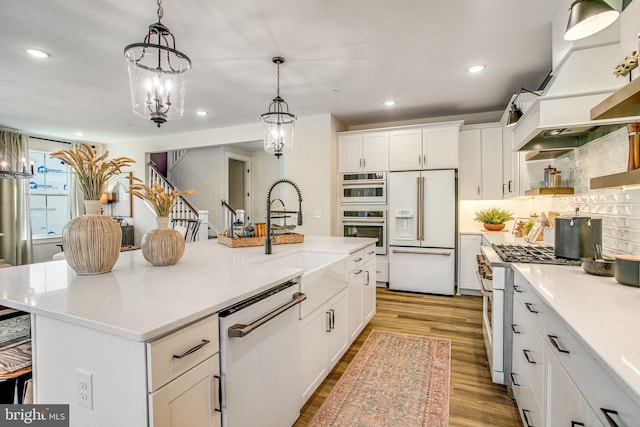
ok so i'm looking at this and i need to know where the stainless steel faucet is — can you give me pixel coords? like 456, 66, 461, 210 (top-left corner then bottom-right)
265, 179, 303, 254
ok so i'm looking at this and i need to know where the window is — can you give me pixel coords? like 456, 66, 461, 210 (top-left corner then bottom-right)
29, 150, 69, 236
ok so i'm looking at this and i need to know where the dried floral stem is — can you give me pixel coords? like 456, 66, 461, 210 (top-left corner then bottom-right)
130, 179, 196, 217
50, 144, 135, 200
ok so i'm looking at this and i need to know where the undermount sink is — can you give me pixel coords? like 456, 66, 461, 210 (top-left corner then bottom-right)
258, 251, 348, 317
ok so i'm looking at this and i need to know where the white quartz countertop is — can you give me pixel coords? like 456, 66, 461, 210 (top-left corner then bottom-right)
0, 236, 376, 342
513, 263, 640, 406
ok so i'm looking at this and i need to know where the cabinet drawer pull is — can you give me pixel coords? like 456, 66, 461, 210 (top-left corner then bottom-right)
510, 372, 521, 387
213, 375, 222, 413
354, 257, 363, 262
548, 335, 570, 354
325, 311, 331, 332
571, 422, 585, 427
329, 309, 335, 330
600, 408, 620, 427
513, 284, 522, 293
172, 339, 210, 359
524, 302, 538, 314
511, 324, 521, 334
522, 409, 534, 427
523, 349, 536, 364
354, 269, 363, 275
368, 250, 375, 255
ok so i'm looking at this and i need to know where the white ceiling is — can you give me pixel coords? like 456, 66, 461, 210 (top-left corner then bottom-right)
1, 0, 562, 144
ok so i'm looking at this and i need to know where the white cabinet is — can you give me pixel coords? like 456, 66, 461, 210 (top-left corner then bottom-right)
347, 246, 377, 342
149, 354, 221, 427
459, 125, 503, 200
300, 288, 349, 401
458, 234, 481, 294
512, 271, 640, 427
338, 131, 389, 172
33, 313, 221, 427
147, 314, 221, 427
502, 125, 519, 198
389, 123, 460, 171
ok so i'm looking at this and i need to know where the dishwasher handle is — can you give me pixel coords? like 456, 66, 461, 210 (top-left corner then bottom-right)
228, 292, 307, 338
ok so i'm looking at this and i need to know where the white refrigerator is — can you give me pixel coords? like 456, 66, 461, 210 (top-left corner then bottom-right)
388, 169, 456, 295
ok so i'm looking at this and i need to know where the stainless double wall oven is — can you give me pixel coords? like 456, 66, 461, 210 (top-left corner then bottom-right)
339, 172, 387, 256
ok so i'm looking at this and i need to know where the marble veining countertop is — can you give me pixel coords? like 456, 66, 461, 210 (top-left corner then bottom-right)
513, 263, 640, 406
0, 236, 376, 342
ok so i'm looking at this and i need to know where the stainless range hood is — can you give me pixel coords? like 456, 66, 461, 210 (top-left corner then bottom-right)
512, 43, 639, 154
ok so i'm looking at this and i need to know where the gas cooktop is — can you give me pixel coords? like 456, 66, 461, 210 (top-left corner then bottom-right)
492, 244, 582, 266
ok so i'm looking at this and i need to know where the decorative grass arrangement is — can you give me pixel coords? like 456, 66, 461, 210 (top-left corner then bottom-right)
474, 207, 514, 224
50, 144, 135, 200
130, 180, 196, 217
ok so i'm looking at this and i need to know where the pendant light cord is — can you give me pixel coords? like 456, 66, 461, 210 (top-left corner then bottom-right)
276, 61, 281, 98
157, 0, 163, 22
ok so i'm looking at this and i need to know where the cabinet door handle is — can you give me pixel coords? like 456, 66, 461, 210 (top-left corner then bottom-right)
600, 408, 620, 427
511, 324, 521, 334
326, 311, 332, 332
524, 302, 538, 314
477, 185, 480, 196
503, 183, 506, 195
522, 409, 534, 427
213, 375, 222, 413
362, 158, 366, 169
571, 422, 585, 427
548, 335, 570, 354
423, 154, 427, 166
508, 180, 513, 192
523, 349, 536, 364
329, 309, 335, 330
172, 339, 210, 359
510, 372, 521, 387
513, 284, 522, 293
365, 270, 370, 286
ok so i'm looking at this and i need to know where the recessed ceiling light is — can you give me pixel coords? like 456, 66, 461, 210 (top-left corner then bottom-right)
467, 65, 486, 73
196, 110, 208, 117
26, 48, 51, 58
384, 100, 396, 107
74, 131, 84, 137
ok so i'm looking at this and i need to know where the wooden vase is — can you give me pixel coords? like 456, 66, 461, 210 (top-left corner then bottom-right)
62, 201, 121, 275
141, 217, 185, 266
483, 223, 505, 231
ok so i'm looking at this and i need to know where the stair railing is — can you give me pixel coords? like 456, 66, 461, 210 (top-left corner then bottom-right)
147, 162, 199, 221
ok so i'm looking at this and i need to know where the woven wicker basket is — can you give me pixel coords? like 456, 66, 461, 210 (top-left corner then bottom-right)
217, 233, 304, 248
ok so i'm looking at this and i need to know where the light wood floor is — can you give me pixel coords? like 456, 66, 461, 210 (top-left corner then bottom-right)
294, 288, 521, 427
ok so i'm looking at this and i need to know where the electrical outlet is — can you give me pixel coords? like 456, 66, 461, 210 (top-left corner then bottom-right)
77, 369, 93, 410
313, 210, 321, 219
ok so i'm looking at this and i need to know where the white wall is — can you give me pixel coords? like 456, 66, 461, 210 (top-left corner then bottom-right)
107, 114, 337, 242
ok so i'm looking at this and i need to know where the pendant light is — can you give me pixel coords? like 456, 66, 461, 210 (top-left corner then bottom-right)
260, 57, 296, 158
124, 0, 192, 127
564, 0, 620, 41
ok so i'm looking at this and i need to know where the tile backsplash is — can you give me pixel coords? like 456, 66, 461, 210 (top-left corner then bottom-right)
460, 127, 640, 256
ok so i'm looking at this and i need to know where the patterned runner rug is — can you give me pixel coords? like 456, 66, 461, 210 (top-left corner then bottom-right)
309, 330, 451, 427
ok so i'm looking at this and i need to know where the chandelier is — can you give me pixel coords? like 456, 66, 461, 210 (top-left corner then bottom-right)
124, 0, 191, 127
260, 57, 297, 158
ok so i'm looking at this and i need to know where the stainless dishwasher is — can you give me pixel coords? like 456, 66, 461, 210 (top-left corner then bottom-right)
218, 280, 305, 427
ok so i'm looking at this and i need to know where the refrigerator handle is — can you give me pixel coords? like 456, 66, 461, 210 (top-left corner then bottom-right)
416, 177, 422, 240
420, 176, 425, 240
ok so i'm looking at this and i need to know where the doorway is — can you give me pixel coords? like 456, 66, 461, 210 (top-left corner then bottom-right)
227, 154, 251, 223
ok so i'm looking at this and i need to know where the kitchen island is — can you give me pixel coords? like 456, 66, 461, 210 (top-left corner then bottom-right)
0, 235, 376, 427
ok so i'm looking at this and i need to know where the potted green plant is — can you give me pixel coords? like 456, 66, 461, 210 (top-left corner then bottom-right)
474, 207, 514, 231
